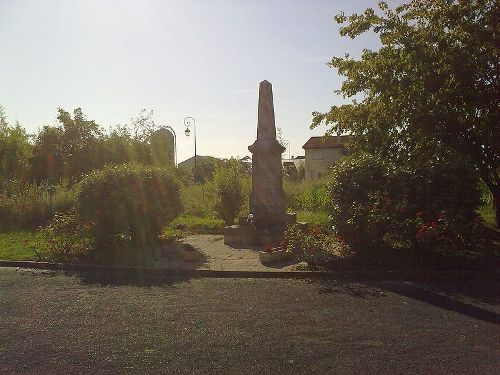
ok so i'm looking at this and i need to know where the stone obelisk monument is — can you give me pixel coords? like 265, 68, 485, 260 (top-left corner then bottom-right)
224, 80, 295, 247
248, 80, 287, 227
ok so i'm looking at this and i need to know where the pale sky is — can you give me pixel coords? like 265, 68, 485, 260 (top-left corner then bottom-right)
0, 0, 396, 163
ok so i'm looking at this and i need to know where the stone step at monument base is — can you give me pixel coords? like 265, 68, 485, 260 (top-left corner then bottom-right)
237, 212, 297, 228
224, 225, 289, 248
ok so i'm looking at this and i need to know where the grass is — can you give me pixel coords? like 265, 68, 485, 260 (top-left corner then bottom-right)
0, 230, 38, 260
162, 215, 225, 239
295, 210, 330, 227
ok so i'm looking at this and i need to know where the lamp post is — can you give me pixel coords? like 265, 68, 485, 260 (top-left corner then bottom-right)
283, 140, 291, 161
184, 116, 196, 182
164, 125, 177, 166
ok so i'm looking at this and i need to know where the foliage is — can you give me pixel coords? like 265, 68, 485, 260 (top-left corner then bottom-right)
98, 125, 151, 167
130, 109, 159, 142
178, 156, 225, 184
284, 224, 352, 267
0, 181, 77, 230
327, 153, 482, 253
30, 125, 65, 183
56, 108, 103, 182
313, 0, 499, 226
29, 107, 164, 184
31, 209, 94, 264
213, 159, 248, 225
77, 163, 182, 265
0, 106, 32, 185
29, 108, 102, 183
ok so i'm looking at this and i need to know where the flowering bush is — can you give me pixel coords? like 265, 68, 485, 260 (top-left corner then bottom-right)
283, 224, 352, 267
327, 153, 482, 253
31, 209, 94, 263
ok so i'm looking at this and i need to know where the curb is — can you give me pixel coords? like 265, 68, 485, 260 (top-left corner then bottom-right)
0, 260, 497, 281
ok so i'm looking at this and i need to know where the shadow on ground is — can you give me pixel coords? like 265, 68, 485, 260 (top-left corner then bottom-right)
310, 277, 500, 324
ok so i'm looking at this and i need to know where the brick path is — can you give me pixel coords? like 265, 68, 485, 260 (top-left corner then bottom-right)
153, 234, 305, 272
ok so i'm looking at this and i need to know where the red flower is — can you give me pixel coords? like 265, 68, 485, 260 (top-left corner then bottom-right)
311, 228, 322, 236
307, 247, 319, 254
262, 245, 273, 253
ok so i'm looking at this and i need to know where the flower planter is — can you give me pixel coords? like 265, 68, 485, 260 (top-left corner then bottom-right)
258, 249, 293, 264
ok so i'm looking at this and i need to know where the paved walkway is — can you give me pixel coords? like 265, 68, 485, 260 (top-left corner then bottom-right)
153, 234, 305, 272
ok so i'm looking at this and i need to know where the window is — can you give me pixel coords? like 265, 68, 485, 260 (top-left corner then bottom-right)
312, 150, 323, 160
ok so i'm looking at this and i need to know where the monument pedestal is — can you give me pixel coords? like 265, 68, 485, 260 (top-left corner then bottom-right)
224, 79, 297, 248
224, 213, 296, 248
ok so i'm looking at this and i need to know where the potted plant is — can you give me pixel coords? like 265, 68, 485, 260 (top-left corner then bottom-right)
258, 245, 293, 264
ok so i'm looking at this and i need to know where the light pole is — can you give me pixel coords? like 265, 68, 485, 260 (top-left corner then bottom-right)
184, 116, 196, 182
283, 140, 291, 161
164, 125, 177, 166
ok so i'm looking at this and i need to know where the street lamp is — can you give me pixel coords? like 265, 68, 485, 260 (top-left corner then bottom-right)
184, 116, 196, 182
283, 140, 291, 161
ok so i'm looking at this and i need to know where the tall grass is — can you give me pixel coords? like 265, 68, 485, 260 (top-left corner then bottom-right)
180, 183, 217, 218
284, 177, 330, 212
0, 181, 77, 230
179, 174, 251, 219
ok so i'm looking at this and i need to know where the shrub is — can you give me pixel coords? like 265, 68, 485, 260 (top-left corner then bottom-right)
327, 153, 482, 253
284, 224, 352, 267
213, 160, 247, 225
77, 163, 182, 265
31, 209, 94, 263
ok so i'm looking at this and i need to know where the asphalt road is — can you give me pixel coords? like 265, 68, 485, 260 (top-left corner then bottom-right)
0, 267, 499, 375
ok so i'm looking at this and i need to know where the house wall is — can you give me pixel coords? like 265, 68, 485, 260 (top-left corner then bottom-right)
304, 148, 345, 179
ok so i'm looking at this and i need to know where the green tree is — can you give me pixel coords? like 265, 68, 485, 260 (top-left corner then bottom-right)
30, 125, 65, 183
0, 106, 32, 186
312, 0, 499, 226
57, 108, 102, 181
98, 125, 150, 166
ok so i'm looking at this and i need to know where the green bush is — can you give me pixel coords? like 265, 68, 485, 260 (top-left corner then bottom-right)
78, 163, 182, 265
0, 181, 76, 230
328, 153, 482, 253
213, 160, 247, 225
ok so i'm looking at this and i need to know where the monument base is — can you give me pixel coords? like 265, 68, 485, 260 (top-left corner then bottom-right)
224, 213, 297, 248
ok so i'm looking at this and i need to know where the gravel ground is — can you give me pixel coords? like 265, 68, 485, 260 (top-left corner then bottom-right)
0, 267, 499, 375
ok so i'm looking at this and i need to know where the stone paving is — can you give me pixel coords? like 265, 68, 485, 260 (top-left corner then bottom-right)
153, 234, 305, 272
